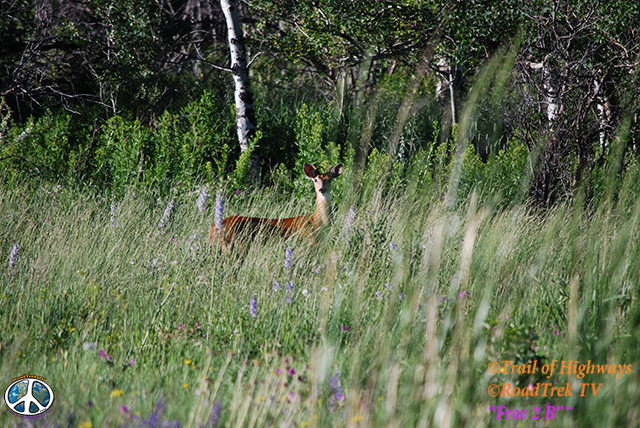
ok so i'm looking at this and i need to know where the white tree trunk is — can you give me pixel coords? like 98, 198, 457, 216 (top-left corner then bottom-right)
221, 0, 260, 183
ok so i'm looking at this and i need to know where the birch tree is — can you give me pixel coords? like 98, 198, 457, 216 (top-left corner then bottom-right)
221, 0, 260, 184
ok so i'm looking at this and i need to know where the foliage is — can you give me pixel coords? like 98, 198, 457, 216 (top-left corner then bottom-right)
1, 165, 639, 426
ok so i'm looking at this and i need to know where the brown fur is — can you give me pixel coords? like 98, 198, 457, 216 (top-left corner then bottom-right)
210, 162, 342, 249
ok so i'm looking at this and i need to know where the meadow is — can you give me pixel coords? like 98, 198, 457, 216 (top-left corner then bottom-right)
1, 158, 639, 427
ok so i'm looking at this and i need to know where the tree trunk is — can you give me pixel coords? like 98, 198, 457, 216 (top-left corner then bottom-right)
221, 0, 260, 185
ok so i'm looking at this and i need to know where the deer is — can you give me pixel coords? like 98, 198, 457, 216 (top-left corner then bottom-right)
210, 162, 342, 249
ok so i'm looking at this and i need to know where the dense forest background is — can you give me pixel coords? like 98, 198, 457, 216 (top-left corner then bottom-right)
1, 0, 638, 208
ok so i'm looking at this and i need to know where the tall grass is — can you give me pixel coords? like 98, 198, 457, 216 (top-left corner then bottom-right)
1, 157, 639, 427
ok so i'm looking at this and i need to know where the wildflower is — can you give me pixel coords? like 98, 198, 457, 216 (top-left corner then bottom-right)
235, 188, 241, 195
384, 283, 391, 290
178, 324, 184, 330
343, 206, 356, 238
276, 368, 282, 375
130, 358, 135, 367
388, 242, 396, 250
375, 291, 382, 300
120, 405, 129, 414
289, 368, 295, 375
158, 200, 175, 229
99, 350, 106, 359
197, 186, 209, 214
207, 400, 222, 428
328, 370, 345, 410
424, 227, 434, 246
106, 355, 113, 362
250, 296, 257, 318
302, 289, 309, 296
553, 325, 559, 336
110, 201, 117, 232
286, 296, 292, 304
109, 389, 124, 398
459, 290, 470, 299
399, 292, 406, 301
215, 194, 224, 230
342, 326, 348, 331
7, 243, 20, 273
284, 248, 292, 269
273, 281, 281, 292
286, 281, 293, 294
186, 232, 199, 255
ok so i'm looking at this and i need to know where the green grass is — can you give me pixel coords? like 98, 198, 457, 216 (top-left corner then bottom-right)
1, 171, 639, 427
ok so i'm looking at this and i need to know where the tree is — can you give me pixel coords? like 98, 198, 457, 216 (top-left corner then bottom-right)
220, 0, 260, 185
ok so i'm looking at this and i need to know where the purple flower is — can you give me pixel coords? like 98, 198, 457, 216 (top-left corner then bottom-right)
328, 370, 344, 410
7, 243, 20, 272
342, 326, 348, 331
215, 194, 224, 230
207, 400, 222, 427
273, 281, 281, 291
235, 188, 241, 195
286, 296, 292, 304
197, 186, 209, 214
106, 354, 113, 362
288, 368, 295, 375
459, 290, 469, 299
276, 368, 282, 375
120, 405, 129, 414
389, 242, 396, 250
286, 281, 293, 294
158, 200, 175, 229
384, 283, 391, 290
399, 292, 406, 301
99, 350, 106, 359
110, 201, 117, 232
250, 296, 257, 318
284, 248, 293, 269
375, 291, 382, 300
178, 324, 183, 330
130, 358, 135, 367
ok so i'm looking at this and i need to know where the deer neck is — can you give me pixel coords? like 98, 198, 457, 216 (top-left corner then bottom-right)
312, 193, 332, 227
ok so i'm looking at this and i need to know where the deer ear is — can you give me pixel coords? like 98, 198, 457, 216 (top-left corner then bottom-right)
331, 163, 343, 177
304, 162, 318, 178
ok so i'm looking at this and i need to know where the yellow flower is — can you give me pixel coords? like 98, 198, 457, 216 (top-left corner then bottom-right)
184, 359, 192, 365
183, 383, 189, 388
302, 422, 309, 427
78, 422, 92, 428
109, 389, 124, 398
352, 416, 364, 422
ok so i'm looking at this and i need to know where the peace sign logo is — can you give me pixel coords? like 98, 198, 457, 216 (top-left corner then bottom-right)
4, 377, 54, 417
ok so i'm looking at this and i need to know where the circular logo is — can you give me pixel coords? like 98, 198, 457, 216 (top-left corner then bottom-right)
4, 377, 54, 417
